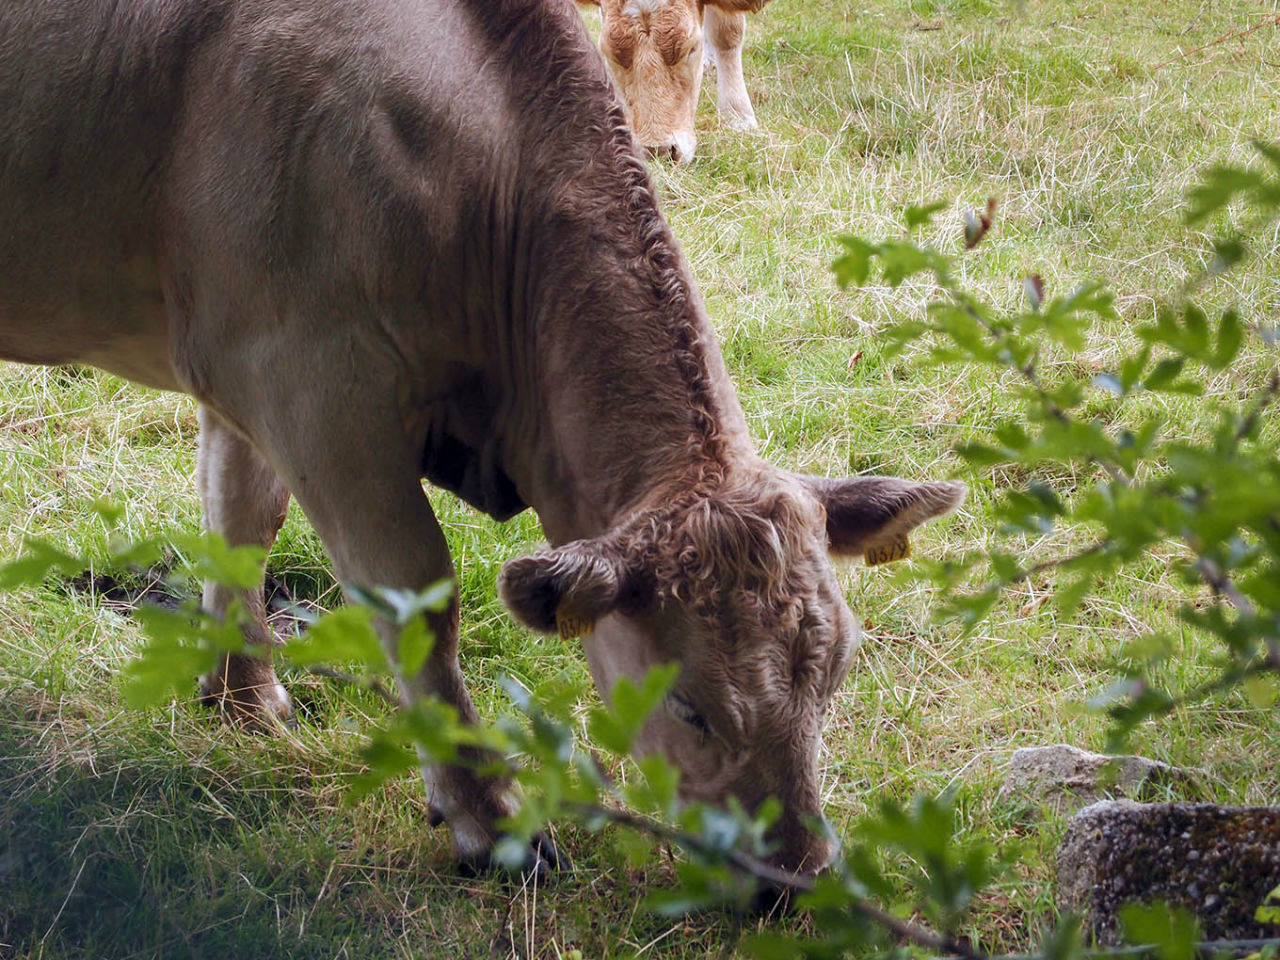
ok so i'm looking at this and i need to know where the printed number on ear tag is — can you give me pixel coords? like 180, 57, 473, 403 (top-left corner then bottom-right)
556, 612, 595, 639
864, 537, 911, 567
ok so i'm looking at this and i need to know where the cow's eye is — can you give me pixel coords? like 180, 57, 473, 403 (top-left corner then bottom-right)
667, 693, 711, 734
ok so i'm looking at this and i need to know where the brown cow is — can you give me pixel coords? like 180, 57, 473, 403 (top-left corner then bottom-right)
580, 0, 772, 162
0, 0, 962, 875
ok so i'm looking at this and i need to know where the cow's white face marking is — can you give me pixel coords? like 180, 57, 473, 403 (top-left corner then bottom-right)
622, 0, 667, 18
598, 0, 703, 162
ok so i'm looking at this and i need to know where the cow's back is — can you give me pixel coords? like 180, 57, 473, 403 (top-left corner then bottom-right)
0, 0, 521, 388
0, 1, 235, 378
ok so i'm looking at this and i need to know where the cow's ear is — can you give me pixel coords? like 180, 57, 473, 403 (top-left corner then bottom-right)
797, 475, 966, 560
499, 539, 625, 637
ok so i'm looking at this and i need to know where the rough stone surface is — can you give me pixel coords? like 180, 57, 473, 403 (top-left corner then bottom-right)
1000, 744, 1193, 814
1058, 800, 1280, 945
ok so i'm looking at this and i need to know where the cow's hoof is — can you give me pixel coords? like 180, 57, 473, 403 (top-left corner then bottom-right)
750, 880, 798, 917
199, 667, 293, 730
725, 113, 759, 133
457, 831, 569, 881
532, 830, 571, 873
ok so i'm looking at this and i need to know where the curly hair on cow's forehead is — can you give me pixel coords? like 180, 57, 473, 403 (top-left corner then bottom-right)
623, 475, 827, 619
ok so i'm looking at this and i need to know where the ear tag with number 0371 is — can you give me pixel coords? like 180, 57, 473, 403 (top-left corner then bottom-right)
556, 611, 595, 639
864, 536, 911, 567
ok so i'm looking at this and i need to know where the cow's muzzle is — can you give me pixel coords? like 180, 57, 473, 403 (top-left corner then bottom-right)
643, 130, 697, 164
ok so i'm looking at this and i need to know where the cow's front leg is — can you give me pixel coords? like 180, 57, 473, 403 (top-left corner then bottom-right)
252, 400, 554, 872
706, 7, 758, 131
196, 406, 293, 725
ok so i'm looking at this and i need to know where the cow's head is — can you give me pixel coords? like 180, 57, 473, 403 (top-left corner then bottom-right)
500, 470, 964, 874
580, 0, 761, 163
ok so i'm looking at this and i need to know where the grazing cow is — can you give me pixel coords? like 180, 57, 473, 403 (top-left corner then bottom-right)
580, 0, 771, 162
0, 0, 963, 875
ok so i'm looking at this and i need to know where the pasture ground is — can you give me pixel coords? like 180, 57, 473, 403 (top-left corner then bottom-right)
2, 0, 1278, 956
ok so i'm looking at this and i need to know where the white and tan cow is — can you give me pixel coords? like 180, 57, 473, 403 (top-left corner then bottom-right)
581, 0, 771, 162
0, 0, 962, 877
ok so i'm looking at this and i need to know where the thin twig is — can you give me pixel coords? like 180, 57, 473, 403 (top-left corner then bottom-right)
1236, 368, 1280, 442
299, 663, 399, 707
1150, 14, 1280, 72
43, 856, 89, 941
999, 542, 1112, 587
306, 659, 1280, 960
946, 287, 1133, 488
944, 261, 1277, 659
941, 227, 1280, 696
311, 654, 984, 957
952, 937, 1280, 960
566, 803, 985, 960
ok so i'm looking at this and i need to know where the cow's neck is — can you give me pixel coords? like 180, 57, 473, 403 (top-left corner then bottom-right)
503, 166, 755, 546
524, 305, 754, 547
438, 0, 755, 545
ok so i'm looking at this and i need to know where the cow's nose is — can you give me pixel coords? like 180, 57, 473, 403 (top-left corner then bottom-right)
644, 142, 680, 162
750, 852, 836, 916
643, 131, 696, 164
765, 813, 836, 876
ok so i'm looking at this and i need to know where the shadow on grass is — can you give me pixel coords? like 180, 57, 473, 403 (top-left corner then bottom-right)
0, 691, 376, 957
0, 688, 730, 959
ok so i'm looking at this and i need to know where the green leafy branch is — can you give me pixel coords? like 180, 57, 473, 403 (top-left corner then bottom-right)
3, 523, 1280, 958
834, 141, 1280, 745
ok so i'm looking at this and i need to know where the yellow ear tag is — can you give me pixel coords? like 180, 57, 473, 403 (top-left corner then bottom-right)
556, 612, 595, 639
864, 536, 911, 567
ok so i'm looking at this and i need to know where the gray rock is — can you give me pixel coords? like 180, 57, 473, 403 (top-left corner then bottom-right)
1000, 744, 1193, 814
1058, 800, 1280, 945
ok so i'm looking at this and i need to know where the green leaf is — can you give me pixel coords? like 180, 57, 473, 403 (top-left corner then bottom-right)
122, 604, 246, 709
624, 752, 680, 817
1211, 308, 1243, 371
89, 500, 126, 527
284, 606, 389, 673
1208, 237, 1246, 275
832, 236, 876, 288
1056, 571, 1101, 620
1120, 901, 1201, 960
1244, 673, 1279, 709
1144, 357, 1187, 391
348, 581, 454, 625
108, 537, 167, 567
171, 532, 265, 590
1181, 303, 1210, 356
742, 934, 804, 960
1092, 373, 1126, 397
956, 441, 1016, 467
614, 829, 655, 867
0, 540, 84, 590
876, 239, 949, 287
397, 615, 435, 677
1257, 884, 1280, 925
1120, 345, 1153, 391
592, 662, 679, 755
1040, 913, 1085, 960
904, 200, 949, 229
348, 730, 418, 799
1185, 165, 1266, 224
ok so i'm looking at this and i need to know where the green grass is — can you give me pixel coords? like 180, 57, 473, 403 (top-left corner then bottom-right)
3, 0, 1279, 955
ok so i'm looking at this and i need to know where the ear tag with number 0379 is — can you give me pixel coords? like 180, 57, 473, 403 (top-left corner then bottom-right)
556, 611, 595, 639
864, 536, 911, 567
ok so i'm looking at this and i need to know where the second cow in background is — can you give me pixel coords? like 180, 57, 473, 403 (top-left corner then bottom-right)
581, 0, 772, 162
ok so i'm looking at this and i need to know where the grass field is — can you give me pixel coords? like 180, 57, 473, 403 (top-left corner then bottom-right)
3, 0, 1279, 956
